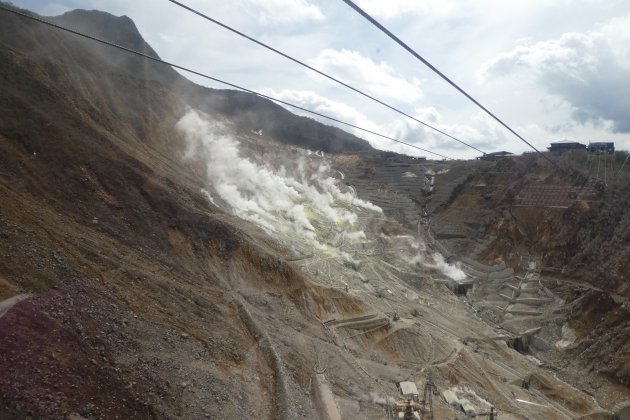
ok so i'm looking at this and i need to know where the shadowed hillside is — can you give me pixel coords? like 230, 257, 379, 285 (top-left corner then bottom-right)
0, 3, 628, 419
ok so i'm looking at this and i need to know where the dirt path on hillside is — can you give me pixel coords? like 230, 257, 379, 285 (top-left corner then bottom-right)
0, 294, 32, 319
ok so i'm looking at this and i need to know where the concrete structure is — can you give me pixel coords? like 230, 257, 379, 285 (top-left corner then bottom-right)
398, 381, 419, 399
548, 141, 586, 153
442, 390, 478, 416
395, 381, 422, 419
478, 151, 514, 161
587, 142, 614, 154
324, 314, 390, 330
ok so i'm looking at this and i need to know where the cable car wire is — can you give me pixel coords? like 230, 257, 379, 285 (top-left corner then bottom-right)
166, 0, 486, 155
340, 0, 566, 172
0, 5, 454, 160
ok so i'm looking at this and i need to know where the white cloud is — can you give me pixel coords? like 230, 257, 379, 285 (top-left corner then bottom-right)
260, 88, 402, 150
389, 108, 511, 154
309, 49, 423, 103
260, 89, 501, 157
12, 0, 629, 154
479, 32, 598, 82
479, 12, 630, 133
261, 88, 378, 130
355, 0, 453, 20
355, 0, 602, 21
260, 88, 427, 154
237, 0, 324, 25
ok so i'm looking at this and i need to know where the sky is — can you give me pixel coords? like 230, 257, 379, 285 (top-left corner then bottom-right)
10, 0, 630, 159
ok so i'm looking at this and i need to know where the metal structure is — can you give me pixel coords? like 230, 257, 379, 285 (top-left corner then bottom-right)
421, 376, 437, 419
513, 185, 597, 208
477, 406, 497, 419
394, 399, 422, 420
519, 255, 542, 272
393, 377, 438, 419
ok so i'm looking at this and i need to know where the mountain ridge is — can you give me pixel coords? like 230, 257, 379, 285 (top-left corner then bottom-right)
0, 3, 628, 419
0, 2, 372, 155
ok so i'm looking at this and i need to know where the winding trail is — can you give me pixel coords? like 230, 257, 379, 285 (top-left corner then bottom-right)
0, 294, 32, 320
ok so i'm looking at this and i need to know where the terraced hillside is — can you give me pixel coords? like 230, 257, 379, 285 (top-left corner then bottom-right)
1, 4, 628, 420
333, 153, 488, 230
335, 149, 629, 410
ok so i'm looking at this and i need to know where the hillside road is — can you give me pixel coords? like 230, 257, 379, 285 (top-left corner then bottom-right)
0, 294, 32, 320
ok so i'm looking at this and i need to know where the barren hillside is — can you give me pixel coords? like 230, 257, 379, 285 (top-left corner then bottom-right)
0, 4, 628, 420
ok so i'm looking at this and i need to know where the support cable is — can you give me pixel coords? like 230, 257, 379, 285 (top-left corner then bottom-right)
596, 153, 601, 180
340, 0, 566, 172
166, 0, 485, 155
616, 153, 629, 179
0, 5, 453, 160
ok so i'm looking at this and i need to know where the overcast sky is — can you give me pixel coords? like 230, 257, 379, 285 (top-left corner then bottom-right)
11, 0, 630, 158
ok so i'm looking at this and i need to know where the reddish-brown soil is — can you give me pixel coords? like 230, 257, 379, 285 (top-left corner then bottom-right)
1, 4, 628, 418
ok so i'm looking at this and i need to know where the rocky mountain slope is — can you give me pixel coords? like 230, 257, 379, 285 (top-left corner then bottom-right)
424, 152, 630, 394
330, 147, 629, 403
1, 3, 628, 420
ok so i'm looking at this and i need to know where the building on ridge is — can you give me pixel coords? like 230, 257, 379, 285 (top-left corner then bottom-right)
548, 141, 586, 153
587, 142, 614, 154
477, 151, 514, 161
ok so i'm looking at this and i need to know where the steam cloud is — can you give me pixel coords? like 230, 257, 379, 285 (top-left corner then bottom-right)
177, 108, 462, 283
360, 392, 395, 406
176, 109, 381, 251
397, 237, 467, 281
431, 252, 467, 282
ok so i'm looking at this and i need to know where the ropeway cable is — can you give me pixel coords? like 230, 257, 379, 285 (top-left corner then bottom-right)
340, 0, 567, 173
616, 153, 629, 179
166, 0, 486, 155
0, 5, 454, 160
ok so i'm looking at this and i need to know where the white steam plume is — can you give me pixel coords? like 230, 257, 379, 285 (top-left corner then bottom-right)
176, 109, 381, 251
431, 253, 467, 282
393, 236, 466, 281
